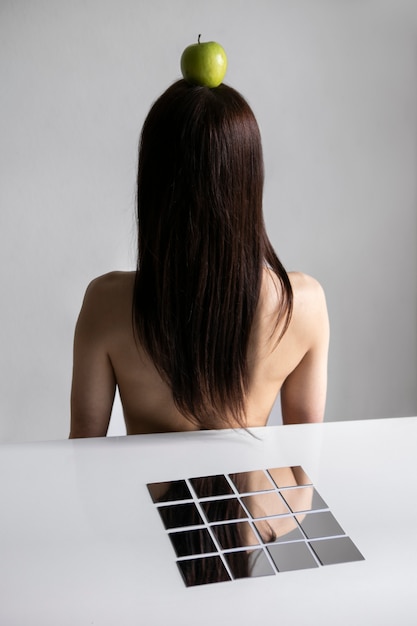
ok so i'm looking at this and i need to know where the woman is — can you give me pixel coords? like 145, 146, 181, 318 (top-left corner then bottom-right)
70, 80, 329, 438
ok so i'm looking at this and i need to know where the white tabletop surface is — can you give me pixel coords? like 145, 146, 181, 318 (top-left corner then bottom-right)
1, 416, 416, 626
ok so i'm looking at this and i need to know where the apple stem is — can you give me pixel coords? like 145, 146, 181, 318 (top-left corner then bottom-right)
198, 34, 201, 44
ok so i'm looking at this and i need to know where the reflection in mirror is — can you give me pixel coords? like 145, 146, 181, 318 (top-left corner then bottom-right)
296, 511, 345, 539
229, 470, 274, 493
280, 487, 328, 513
267, 541, 319, 572
157, 502, 203, 529
201, 498, 246, 522
190, 475, 233, 497
147, 480, 191, 503
225, 548, 275, 579
241, 492, 290, 518
147, 466, 364, 586
169, 528, 216, 557
212, 521, 260, 550
177, 556, 231, 586
254, 516, 304, 544
310, 536, 364, 565
268, 466, 312, 488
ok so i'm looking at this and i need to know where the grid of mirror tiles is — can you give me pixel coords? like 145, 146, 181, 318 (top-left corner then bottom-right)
147, 466, 364, 587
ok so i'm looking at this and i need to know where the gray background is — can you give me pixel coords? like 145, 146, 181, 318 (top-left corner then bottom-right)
1, 0, 416, 442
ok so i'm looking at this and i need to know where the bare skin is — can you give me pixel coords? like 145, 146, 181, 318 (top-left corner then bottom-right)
70, 269, 329, 438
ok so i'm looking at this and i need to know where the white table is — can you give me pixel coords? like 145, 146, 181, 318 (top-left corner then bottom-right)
1, 417, 416, 625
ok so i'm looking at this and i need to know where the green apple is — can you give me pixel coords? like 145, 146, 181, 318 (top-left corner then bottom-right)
180, 35, 227, 88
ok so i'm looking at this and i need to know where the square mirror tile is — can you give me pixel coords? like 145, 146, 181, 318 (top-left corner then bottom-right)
241, 492, 290, 518
157, 502, 203, 530
229, 470, 274, 493
296, 511, 345, 539
147, 465, 364, 587
281, 487, 328, 513
177, 556, 231, 586
267, 541, 319, 572
201, 498, 247, 522
225, 549, 275, 579
147, 480, 192, 503
169, 528, 217, 557
310, 537, 365, 565
268, 466, 312, 488
212, 521, 260, 549
190, 475, 234, 497
254, 516, 304, 544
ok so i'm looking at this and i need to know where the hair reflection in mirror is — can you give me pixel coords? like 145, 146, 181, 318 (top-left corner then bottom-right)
153, 474, 279, 584
134, 79, 293, 430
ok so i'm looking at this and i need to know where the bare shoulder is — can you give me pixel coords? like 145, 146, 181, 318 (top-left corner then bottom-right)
83, 271, 134, 308
261, 269, 326, 316
84, 271, 135, 299
288, 271, 326, 309
77, 271, 135, 334
258, 269, 328, 354
287, 271, 329, 347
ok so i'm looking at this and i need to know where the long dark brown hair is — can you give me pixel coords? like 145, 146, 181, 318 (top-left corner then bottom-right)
134, 79, 292, 429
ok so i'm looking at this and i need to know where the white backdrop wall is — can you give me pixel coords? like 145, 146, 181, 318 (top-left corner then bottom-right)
0, 0, 416, 442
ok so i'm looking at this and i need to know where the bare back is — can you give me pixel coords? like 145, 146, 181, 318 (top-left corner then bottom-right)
70, 269, 329, 437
